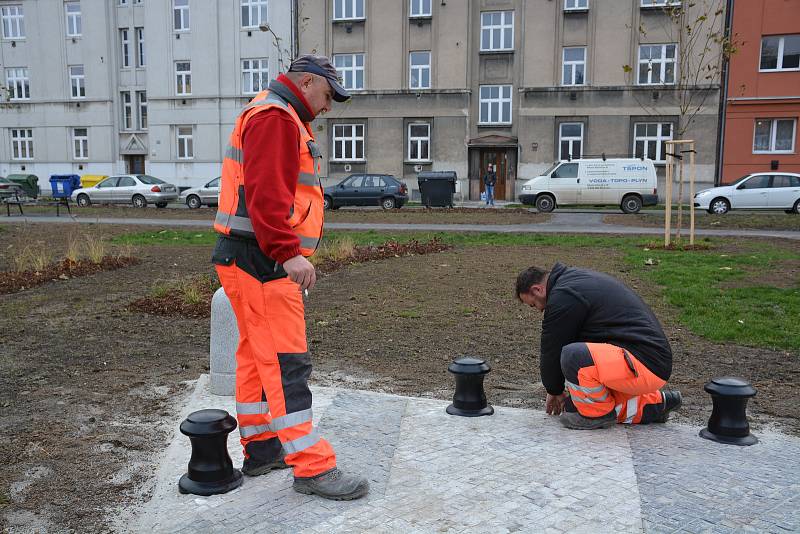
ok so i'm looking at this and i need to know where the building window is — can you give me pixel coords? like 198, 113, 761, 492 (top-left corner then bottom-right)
177, 126, 193, 159
480, 11, 513, 52
174, 0, 190, 31
121, 92, 133, 130
408, 123, 430, 161
334, 54, 364, 90
65, 2, 81, 37
175, 62, 191, 95
753, 118, 796, 153
137, 91, 147, 130
135, 27, 145, 67
409, 51, 431, 90
332, 124, 364, 161
479, 85, 512, 125
69, 65, 85, 99
633, 122, 672, 162
559, 123, 583, 160
641, 0, 681, 6
760, 35, 800, 72
638, 44, 676, 85
73, 128, 88, 159
120, 29, 130, 68
333, 0, 364, 20
118, 0, 128, 4
242, 58, 269, 94
10, 128, 33, 160
241, 0, 268, 28
562, 47, 586, 86
5, 67, 30, 100
564, 0, 588, 10
410, 0, 431, 17
1, 6, 25, 39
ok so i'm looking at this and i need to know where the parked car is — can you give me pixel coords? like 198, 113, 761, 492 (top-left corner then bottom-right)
71, 174, 179, 208
518, 158, 658, 213
694, 172, 800, 215
324, 174, 409, 210
181, 177, 220, 209
0, 177, 26, 199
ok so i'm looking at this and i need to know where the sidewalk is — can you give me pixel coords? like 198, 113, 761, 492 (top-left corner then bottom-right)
127, 375, 800, 533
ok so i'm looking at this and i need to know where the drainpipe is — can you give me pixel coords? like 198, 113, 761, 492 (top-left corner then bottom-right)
292, 0, 299, 58
715, 0, 735, 186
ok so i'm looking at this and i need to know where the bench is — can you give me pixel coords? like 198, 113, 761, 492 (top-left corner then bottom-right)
3, 197, 72, 217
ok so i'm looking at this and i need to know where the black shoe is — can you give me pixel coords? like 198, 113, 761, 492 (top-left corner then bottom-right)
241, 454, 291, 477
654, 390, 682, 423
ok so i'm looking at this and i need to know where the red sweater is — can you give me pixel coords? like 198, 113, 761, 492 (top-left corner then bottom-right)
241, 75, 314, 264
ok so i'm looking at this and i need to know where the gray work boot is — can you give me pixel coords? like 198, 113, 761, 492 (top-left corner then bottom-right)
559, 409, 617, 430
654, 390, 682, 423
241, 454, 291, 477
293, 468, 369, 501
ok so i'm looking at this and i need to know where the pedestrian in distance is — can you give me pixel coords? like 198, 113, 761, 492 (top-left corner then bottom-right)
212, 54, 369, 500
483, 165, 497, 207
515, 263, 682, 429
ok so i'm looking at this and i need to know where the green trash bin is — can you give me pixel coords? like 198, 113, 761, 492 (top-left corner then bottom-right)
6, 174, 40, 199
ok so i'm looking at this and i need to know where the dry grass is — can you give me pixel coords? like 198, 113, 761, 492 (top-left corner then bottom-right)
65, 233, 82, 263
12, 241, 51, 272
310, 235, 356, 265
84, 234, 108, 264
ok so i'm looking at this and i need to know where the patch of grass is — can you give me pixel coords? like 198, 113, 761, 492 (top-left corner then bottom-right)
65, 233, 82, 263
397, 309, 422, 319
84, 234, 108, 264
112, 229, 217, 246
310, 235, 356, 265
12, 241, 51, 272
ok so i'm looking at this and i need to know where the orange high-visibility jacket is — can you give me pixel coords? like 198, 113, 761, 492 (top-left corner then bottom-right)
214, 89, 323, 258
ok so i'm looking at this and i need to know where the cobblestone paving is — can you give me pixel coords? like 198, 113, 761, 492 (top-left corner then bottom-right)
129, 376, 800, 533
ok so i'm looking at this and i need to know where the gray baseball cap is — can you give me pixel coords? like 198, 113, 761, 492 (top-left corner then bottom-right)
288, 54, 350, 102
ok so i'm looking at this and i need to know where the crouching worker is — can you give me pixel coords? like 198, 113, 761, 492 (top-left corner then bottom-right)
515, 263, 681, 430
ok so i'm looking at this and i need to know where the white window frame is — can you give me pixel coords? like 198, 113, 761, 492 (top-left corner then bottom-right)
241, 0, 268, 28
332, 124, 365, 161
72, 128, 88, 160
121, 91, 133, 130
559, 122, 584, 160
5, 67, 30, 100
409, 51, 431, 90
333, 0, 364, 21
334, 54, 364, 90
633, 122, 673, 162
242, 58, 269, 94
65, 2, 82, 37
137, 91, 147, 130
564, 0, 588, 11
407, 123, 430, 162
562, 47, 586, 86
759, 35, 800, 72
175, 62, 192, 95
410, 0, 431, 17
135, 27, 145, 67
10, 128, 33, 160
479, 85, 512, 125
480, 11, 514, 52
638, 43, 677, 85
120, 28, 131, 68
640, 0, 681, 7
752, 118, 797, 154
177, 125, 194, 159
69, 65, 85, 99
174, 0, 190, 31
1, 6, 25, 40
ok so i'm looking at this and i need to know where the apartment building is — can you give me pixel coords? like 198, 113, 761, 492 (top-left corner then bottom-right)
299, 0, 725, 200
0, 0, 294, 190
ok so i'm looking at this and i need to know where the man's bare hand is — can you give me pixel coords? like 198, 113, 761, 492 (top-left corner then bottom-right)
545, 392, 568, 415
283, 255, 317, 291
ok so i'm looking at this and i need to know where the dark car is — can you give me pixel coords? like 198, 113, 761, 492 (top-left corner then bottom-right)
324, 174, 409, 210
0, 177, 25, 200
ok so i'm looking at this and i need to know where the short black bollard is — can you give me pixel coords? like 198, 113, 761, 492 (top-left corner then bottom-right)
178, 409, 244, 496
699, 377, 758, 446
446, 357, 494, 417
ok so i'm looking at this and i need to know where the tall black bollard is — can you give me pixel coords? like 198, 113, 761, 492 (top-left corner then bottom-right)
699, 377, 758, 446
178, 409, 244, 496
446, 357, 494, 417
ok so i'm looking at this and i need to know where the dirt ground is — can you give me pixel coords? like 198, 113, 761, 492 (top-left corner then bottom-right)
604, 212, 800, 230
1, 222, 798, 532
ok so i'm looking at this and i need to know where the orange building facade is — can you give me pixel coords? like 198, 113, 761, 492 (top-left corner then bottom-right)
720, 0, 800, 185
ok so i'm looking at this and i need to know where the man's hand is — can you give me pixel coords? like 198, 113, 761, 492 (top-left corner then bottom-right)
283, 255, 316, 291
545, 392, 569, 415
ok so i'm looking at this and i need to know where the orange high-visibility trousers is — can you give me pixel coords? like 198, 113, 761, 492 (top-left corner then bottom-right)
561, 342, 666, 424
215, 263, 336, 478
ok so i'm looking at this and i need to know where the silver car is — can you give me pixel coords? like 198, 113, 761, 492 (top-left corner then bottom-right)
181, 177, 220, 209
71, 174, 179, 208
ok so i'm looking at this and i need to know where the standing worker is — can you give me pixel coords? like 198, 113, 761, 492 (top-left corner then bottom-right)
483, 165, 497, 207
212, 55, 369, 500
515, 263, 682, 429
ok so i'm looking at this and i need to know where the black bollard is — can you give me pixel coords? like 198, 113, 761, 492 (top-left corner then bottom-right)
699, 377, 758, 446
446, 357, 494, 417
178, 409, 244, 496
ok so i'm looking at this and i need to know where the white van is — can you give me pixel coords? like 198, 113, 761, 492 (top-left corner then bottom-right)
518, 158, 658, 213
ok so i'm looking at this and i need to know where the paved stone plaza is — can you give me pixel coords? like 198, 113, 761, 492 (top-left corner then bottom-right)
130, 375, 800, 533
